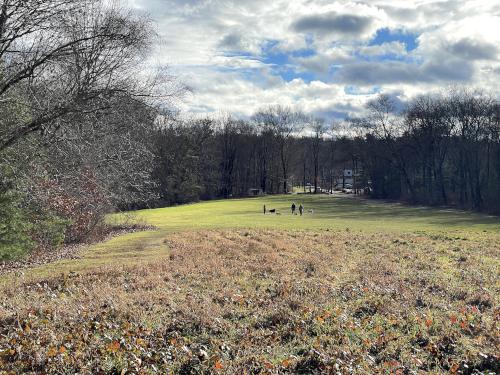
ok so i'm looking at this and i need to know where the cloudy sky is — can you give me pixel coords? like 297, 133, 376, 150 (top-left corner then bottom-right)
129, 0, 500, 120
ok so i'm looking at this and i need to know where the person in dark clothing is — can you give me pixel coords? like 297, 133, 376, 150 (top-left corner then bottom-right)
263, 204, 266, 214
291, 202, 296, 215
299, 204, 303, 216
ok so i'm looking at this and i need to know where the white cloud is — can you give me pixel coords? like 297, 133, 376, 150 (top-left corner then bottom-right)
358, 41, 407, 57
178, 67, 366, 120
128, 0, 500, 119
293, 46, 354, 74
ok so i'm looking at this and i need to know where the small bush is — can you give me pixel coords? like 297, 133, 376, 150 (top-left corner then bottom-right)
1, 167, 70, 260
33, 168, 110, 243
30, 211, 69, 251
0, 175, 34, 260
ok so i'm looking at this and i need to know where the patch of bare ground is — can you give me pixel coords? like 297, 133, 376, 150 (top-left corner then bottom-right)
0, 229, 498, 373
0, 225, 155, 275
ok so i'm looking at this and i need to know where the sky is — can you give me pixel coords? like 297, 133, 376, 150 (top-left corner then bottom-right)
129, 0, 500, 120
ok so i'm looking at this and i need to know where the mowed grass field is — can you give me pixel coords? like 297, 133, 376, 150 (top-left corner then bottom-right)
0, 194, 499, 373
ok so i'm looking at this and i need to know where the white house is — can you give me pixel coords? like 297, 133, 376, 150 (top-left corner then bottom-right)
333, 169, 354, 188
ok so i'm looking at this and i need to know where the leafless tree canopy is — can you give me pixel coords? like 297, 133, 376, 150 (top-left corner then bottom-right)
0, 0, 157, 151
252, 105, 306, 193
0, 0, 181, 256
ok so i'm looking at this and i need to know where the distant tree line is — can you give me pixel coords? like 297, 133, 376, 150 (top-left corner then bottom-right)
151, 107, 320, 205
149, 91, 500, 215
356, 91, 500, 212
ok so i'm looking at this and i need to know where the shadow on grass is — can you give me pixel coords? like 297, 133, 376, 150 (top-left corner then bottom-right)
264, 195, 500, 227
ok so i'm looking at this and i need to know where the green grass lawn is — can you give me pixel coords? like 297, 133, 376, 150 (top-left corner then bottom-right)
125, 194, 500, 232
3, 194, 500, 280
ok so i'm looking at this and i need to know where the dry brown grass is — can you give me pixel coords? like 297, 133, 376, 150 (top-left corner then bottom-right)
0, 229, 499, 374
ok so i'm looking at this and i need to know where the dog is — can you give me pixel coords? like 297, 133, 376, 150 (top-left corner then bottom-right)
308, 209, 314, 214
269, 209, 276, 213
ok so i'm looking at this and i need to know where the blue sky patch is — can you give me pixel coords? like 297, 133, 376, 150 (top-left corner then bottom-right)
260, 41, 318, 83
344, 86, 381, 95
369, 28, 419, 52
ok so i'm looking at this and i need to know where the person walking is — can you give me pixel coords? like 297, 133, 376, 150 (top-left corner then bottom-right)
263, 204, 266, 215
291, 202, 296, 215
299, 204, 303, 216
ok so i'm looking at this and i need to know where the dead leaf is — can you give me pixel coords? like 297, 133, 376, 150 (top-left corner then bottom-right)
107, 340, 120, 353
264, 361, 274, 369
47, 347, 58, 357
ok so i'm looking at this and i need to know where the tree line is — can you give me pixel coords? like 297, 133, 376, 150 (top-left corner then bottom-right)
357, 91, 500, 212
151, 91, 500, 216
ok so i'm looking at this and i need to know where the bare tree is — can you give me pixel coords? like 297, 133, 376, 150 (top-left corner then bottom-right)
406, 94, 454, 204
44, 96, 160, 209
367, 94, 417, 201
308, 117, 326, 193
218, 115, 239, 199
252, 105, 304, 193
0, 0, 164, 152
324, 123, 337, 193
448, 89, 495, 209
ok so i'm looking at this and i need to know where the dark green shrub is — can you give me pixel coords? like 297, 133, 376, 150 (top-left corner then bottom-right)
0, 176, 34, 260
30, 212, 69, 251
